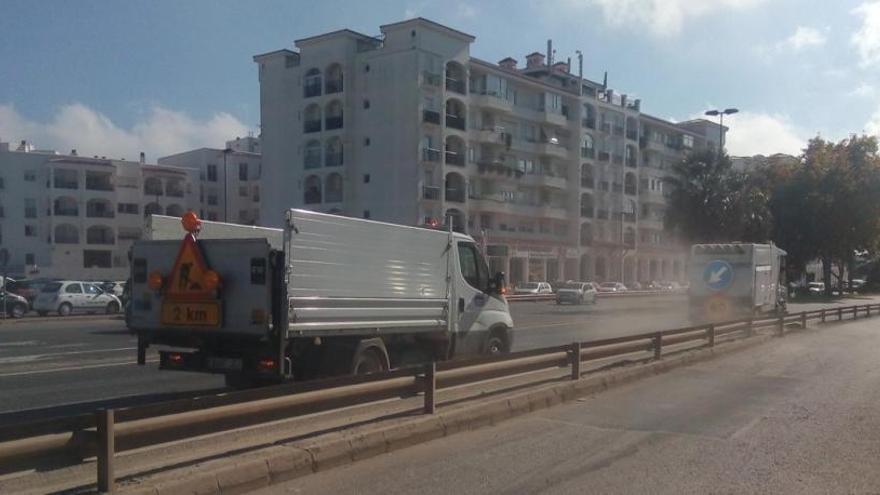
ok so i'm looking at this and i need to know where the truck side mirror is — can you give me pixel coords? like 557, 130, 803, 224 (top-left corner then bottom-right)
488, 271, 506, 295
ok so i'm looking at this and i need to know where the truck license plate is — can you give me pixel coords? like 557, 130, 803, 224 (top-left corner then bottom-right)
160, 301, 220, 326
207, 357, 242, 371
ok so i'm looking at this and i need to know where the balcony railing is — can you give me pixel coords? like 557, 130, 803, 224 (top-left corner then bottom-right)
625, 186, 637, 196
422, 148, 441, 162
581, 148, 595, 159
325, 152, 343, 167
53, 180, 78, 189
623, 213, 637, 223
87, 235, 115, 245
423, 185, 441, 200
86, 209, 115, 218
582, 117, 596, 129
422, 71, 441, 87
166, 189, 184, 198
612, 154, 624, 165
54, 207, 78, 217
325, 79, 343, 94
304, 82, 321, 98
144, 187, 163, 196
326, 190, 343, 203
580, 235, 593, 246
305, 154, 321, 169
85, 179, 113, 191
423, 109, 441, 125
626, 130, 638, 141
446, 78, 465, 94
445, 188, 466, 203
118, 229, 142, 240
445, 151, 464, 166
626, 158, 637, 168
325, 116, 343, 130
304, 120, 322, 133
580, 207, 594, 218
445, 114, 465, 130
613, 125, 625, 137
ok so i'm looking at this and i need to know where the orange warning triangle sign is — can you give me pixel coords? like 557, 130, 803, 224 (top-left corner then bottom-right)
167, 233, 214, 300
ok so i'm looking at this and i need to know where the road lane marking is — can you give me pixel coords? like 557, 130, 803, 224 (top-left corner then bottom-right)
0, 359, 159, 378
0, 347, 137, 364
0, 340, 40, 347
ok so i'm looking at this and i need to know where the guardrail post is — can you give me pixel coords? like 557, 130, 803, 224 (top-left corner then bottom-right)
868, 305, 872, 317
746, 318, 754, 337
706, 324, 715, 347
776, 315, 784, 336
423, 362, 436, 415
652, 333, 662, 360
570, 342, 581, 380
853, 306, 859, 320
821, 309, 826, 323
97, 409, 115, 494
838, 307, 843, 321
800, 312, 807, 329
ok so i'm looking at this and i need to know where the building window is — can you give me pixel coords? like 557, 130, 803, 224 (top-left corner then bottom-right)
239, 185, 248, 197
238, 163, 248, 181
207, 164, 218, 182
25, 253, 35, 265
24, 170, 36, 182
363, 99, 370, 109
363, 174, 370, 183
25, 225, 36, 237
207, 194, 218, 206
364, 64, 370, 73
24, 198, 37, 218
364, 137, 371, 146
118, 203, 139, 214
363, 210, 370, 219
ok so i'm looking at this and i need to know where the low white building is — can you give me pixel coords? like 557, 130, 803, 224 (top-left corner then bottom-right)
158, 136, 262, 224
0, 140, 199, 280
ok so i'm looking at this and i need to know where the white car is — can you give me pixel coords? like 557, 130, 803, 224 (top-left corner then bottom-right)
514, 282, 553, 295
33, 281, 122, 316
807, 282, 825, 295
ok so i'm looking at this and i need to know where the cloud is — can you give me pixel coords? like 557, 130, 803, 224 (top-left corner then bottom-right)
849, 82, 876, 98
852, 1, 880, 67
0, 103, 249, 161
456, 3, 477, 19
723, 111, 808, 156
778, 26, 828, 51
565, 0, 767, 37
866, 105, 880, 135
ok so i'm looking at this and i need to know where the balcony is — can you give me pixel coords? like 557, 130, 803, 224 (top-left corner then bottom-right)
626, 130, 638, 141
612, 154, 624, 165
325, 79, 343, 94
598, 152, 610, 162
325, 152, 343, 167
85, 178, 113, 191
305, 154, 321, 169
476, 128, 510, 146
445, 188, 466, 203
421, 71, 441, 87
445, 151, 465, 166
468, 194, 568, 220
422, 148, 441, 162
304, 82, 321, 98
625, 185, 637, 196
304, 120, 321, 133
600, 123, 612, 134
144, 186, 163, 196
623, 212, 637, 223
613, 125, 625, 137
423, 185, 441, 201
53, 180, 78, 190
445, 78, 466, 95
470, 93, 512, 113
521, 173, 567, 190
325, 116, 343, 130
423, 109, 441, 125
580, 207, 594, 218
626, 158, 638, 168
118, 228, 142, 241
86, 209, 115, 219
539, 109, 568, 127
537, 140, 569, 159
581, 177, 594, 189
54, 207, 78, 217
445, 114, 465, 131
582, 117, 596, 129
581, 148, 595, 160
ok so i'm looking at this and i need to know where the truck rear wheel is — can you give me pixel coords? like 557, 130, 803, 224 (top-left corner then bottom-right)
352, 348, 387, 374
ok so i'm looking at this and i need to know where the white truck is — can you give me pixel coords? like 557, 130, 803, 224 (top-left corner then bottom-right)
687, 243, 787, 322
128, 210, 514, 386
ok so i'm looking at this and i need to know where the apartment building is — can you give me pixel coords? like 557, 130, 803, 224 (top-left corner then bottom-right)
254, 18, 723, 285
158, 136, 262, 224
0, 140, 199, 280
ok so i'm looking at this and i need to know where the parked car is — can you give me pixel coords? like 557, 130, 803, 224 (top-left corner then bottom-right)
598, 282, 627, 293
514, 282, 553, 295
8, 278, 58, 308
851, 279, 866, 291
100, 281, 126, 298
808, 282, 825, 295
628, 281, 643, 291
556, 282, 598, 305
1, 290, 29, 318
33, 281, 122, 316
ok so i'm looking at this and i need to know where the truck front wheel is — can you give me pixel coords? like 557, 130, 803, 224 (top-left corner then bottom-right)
485, 327, 511, 355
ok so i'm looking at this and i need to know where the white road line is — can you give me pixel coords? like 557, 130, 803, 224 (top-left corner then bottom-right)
0, 359, 159, 378
0, 341, 40, 347
0, 346, 136, 363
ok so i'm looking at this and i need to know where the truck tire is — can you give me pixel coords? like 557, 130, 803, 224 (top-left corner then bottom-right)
105, 301, 120, 314
485, 327, 511, 355
352, 348, 387, 374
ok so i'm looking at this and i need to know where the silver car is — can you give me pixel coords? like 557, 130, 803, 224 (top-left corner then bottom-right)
556, 282, 598, 305
33, 281, 122, 316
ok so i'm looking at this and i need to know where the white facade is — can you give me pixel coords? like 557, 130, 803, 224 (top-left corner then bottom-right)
158, 137, 262, 224
0, 141, 199, 280
254, 18, 725, 285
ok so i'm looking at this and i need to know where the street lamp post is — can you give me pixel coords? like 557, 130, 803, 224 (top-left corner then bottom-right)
704, 108, 738, 154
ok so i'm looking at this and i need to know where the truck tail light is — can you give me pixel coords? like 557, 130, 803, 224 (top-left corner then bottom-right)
257, 358, 276, 371
168, 353, 184, 364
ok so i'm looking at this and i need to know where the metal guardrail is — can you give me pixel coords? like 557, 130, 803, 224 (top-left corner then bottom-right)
506, 289, 681, 302
1, 302, 878, 492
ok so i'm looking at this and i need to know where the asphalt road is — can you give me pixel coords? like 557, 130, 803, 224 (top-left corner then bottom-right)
258, 309, 880, 495
0, 293, 876, 420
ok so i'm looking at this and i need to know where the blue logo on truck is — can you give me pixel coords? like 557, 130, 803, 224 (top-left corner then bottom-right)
703, 260, 733, 290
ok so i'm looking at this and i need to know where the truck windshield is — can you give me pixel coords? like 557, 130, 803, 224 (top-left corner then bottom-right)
457, 242, 489, 292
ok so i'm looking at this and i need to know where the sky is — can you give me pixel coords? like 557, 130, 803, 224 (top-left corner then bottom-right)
1, 0, 879, 159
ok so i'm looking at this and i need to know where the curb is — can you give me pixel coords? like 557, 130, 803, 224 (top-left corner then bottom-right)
120, 332, 773, 494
